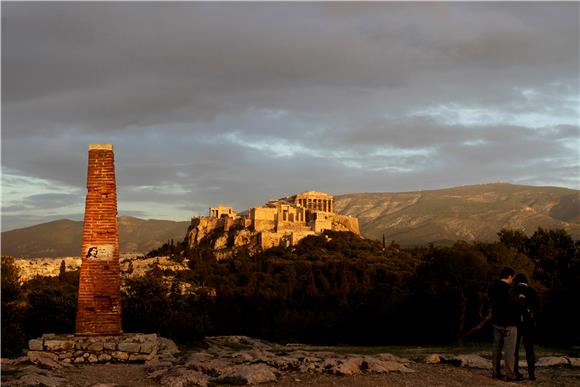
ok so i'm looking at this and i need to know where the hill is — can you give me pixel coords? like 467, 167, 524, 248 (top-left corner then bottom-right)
334, 183, 580, 245
1, 216, 190, 258
3, 183, 578, 256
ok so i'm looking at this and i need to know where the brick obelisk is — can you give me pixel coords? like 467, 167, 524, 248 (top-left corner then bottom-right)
76, 144, 122, 335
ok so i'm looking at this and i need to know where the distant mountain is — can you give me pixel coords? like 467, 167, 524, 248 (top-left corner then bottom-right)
334, 183, 580, 245
3, 183, 579, 257
1, 216, 190, 258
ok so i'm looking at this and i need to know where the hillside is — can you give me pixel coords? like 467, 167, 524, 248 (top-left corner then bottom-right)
2, 183, 578, 257
334, 183, 580, 245
1, 216, 190, 258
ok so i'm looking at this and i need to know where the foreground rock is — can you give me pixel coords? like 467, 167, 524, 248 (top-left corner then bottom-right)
424, 353, 580, 370
3, 336, 579, 386
147, 336, 414, 386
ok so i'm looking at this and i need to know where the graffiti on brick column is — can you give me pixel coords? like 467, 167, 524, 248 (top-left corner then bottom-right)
85, 245, 114, 260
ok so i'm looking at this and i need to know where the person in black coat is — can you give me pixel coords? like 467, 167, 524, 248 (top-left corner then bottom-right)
513, 273, 538, 381
489, 267, 519, 381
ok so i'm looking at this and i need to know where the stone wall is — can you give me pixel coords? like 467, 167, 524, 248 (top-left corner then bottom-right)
290, 231, 316, 245
259, 232, 283, 250
27, 333, 157, 364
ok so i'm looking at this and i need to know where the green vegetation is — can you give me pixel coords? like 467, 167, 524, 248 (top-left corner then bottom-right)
180, 228, 578, 347
1, 226, 578, 358
122, 269, 211, 345
1, 257, 79, 357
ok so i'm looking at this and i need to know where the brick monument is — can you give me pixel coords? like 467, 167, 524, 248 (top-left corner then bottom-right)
76, 144, 122, 335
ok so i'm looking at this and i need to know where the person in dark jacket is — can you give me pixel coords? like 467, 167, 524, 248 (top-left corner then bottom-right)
489, 267, 519, 381
513, 273, 538, 381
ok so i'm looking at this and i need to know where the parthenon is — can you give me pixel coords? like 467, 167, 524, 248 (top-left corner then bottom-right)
288, 191, 334, 213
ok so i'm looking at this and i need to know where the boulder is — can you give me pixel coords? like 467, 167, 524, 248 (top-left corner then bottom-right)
455, 354, 491, 369
87, 342, 104, 351
158, 337, 180, 355
139, 341, 156, 354
28, 355, 63, 370
160, 368, 209, 387
375, 353, 412, 364
425, 354, 442, 364
263, 355, 301, 371
111, 351, 129, 361
334, 358, 364, 376
103, 342, 116, 351
361, 357, 414, 373
88, 354, 99, 363
224, 364, 279, 385
536, 356, 569, 367
188, 358, 238, 377
568, 357, 580, 368
28, 339, 44, 351
27, 351, 59, 362
117, 342, 141, 353
44, 340, 74, 351
98, 353, 112, 362
364, 358, 414, 373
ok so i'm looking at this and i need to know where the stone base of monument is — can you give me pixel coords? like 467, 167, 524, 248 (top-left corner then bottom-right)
27, 333, 158, 364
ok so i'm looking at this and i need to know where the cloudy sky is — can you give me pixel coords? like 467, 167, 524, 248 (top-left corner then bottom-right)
2, 2, 579, 231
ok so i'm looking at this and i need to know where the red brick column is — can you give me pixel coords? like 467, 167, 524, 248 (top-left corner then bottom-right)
76, 144, 122, 335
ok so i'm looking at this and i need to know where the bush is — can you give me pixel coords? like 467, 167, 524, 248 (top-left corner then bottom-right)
1, 257, 26, 357
122, 271, 210, 344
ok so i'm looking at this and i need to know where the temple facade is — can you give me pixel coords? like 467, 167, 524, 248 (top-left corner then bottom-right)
204, 191, 359, 251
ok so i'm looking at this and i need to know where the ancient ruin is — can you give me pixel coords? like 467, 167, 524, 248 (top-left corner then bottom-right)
76, 144, 122, 335
187, 191, 360, 259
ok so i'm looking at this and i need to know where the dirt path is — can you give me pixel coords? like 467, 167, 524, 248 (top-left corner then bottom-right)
56, 364, 158, 387
53, 362, 580, 387
266, 365, 580, 387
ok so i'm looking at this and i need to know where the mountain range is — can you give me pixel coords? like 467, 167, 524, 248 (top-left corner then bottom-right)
334, 183, 579, 245
2, 183, 578, 257
1, 216, 190, 258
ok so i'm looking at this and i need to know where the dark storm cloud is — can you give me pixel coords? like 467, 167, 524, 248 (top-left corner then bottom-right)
1, 2, 578, 230
21, 193, 83, 209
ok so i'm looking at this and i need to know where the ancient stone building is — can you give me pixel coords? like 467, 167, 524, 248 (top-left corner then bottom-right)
76, 144, 122, 335
287, 191, 334, 213
187, 191, 360, 258
209, 205, 237, 219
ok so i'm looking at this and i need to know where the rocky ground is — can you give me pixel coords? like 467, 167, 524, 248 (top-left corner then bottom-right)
2, 336, 579, 386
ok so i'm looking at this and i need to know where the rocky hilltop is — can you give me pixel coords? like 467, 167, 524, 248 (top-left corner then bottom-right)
1, 216, 190, 258
186, 191, 360, 260
335, 183, 580, 245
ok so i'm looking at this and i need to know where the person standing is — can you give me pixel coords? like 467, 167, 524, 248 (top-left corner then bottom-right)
489, 267, 519, 381
513, 273, 538, 381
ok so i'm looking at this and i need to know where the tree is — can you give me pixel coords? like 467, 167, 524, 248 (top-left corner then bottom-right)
410, 244, 492, 342
1, 256, 21, 302
498, 228, 528, 254
59, 260, 66, 281
1, 257, 26, 357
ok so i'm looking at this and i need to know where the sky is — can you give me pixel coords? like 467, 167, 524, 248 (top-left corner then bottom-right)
2, 2, 579, 231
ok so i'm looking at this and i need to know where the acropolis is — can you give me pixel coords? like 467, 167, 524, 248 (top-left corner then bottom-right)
187, 191, 359, 258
